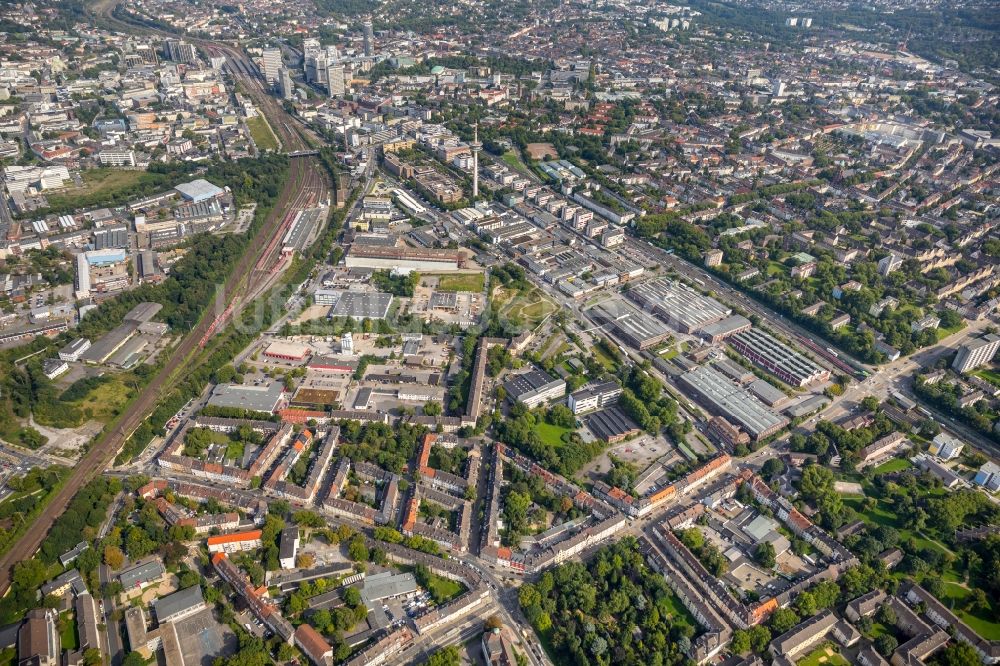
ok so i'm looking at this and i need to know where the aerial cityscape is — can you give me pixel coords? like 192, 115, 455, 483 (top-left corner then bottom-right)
0, 0, 997, 664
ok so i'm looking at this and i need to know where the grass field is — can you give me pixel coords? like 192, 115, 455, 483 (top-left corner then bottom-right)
936, 323, 966, 341
59, 611, 78, 651
766, 260, 788, 276
42, 168, 161, 211
74, 376, 132, 423
939, 582, 1000, 640
435, 272, 485, 293
796, 643, 849, 666
975, 368, 1000, 388
424, 572, 465, 605
247, 115, 280, 151
77, 168, 145, 195
536, 422, 572, 448
871, 458, 913, 475
501, 151, 532, 175
659, 589, 698, 630
592, 345, 619, 371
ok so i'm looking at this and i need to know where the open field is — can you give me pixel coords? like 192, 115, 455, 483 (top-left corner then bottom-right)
434, 272, 485, 293
936, 322, 965, 341
796, 643, 849, 666
536, 422, 572, 448
871, 458, 912, 475
72, 376, 132, 423
247, 115, 280, 151
42, 168, 171, 212
501, 150, 532, 176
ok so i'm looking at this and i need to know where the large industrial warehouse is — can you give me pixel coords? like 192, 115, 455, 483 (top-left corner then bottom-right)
329, 291, 394, 320
625, 278, 731, 334
679, 365, 788, 441
586, 297, 673, 350
728, 328, 830, 387
345, 245, 462, 271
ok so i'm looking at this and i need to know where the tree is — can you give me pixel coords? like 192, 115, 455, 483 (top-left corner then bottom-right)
874, 634, 898, 657
861, 396, 880, 412
546, 404, 576, 429
296, 553, 315, 569
519, 583, 540, 609
754, 542, 776, 568
343, 587, 362, 608
103, 545, 125, 570
533, 611, 552, 632
485, 615, 503, 630
423, 401, 442, 416
968, 588, 989, 614
761, 457, 786, 480
799, 465, 834, 500
589, 635, 608, 656
934, 641, 982, 666
768, 608, 799, 634
730, 629, 751, 655
748, 625, 771, 653
347, 535, 369, 562
82, 648, 103, 666
427, 645, 460, 666
123, 654, 146, 666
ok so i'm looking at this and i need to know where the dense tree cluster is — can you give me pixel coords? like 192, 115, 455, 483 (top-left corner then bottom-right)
495, 402, 603, 477
789, 415, 900, 469
518, 537, 695, 666
338, 420, 426, 473
915, 376, 1000, 444
617, 365, 683, 438
678, 528, 727, 576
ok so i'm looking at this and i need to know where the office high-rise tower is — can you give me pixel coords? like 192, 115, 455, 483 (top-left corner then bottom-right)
328, 65, 346, 97
279, 68, 294, 100
261, 47, 282, 84
362, 20, 374, 57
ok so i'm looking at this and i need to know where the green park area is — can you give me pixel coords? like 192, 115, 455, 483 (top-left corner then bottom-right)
247, 114, 280, 151
938, 581, 1000, 640
842, 494, 951, 557
435, 272, 485, 293
495, 285, 558, 330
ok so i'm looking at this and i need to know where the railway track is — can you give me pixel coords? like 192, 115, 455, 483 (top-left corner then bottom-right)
0, 1, 331, 595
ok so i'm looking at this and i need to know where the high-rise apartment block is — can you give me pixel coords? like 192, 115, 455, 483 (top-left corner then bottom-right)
952, 334, 1000, 373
